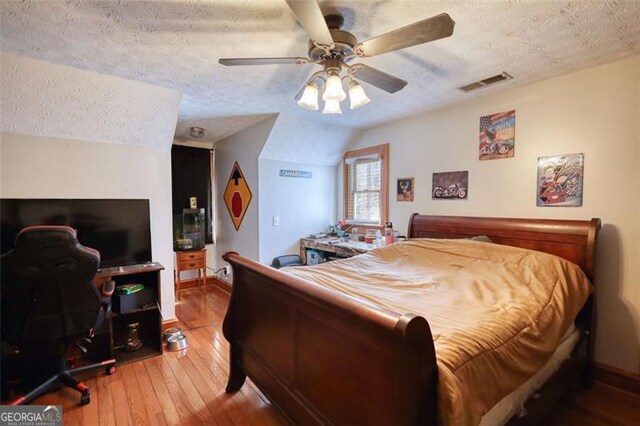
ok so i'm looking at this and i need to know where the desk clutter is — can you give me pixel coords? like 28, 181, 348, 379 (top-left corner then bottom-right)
301, 222, 406, 265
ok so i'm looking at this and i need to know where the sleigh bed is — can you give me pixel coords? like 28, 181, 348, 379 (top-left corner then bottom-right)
222, 214, 600, 425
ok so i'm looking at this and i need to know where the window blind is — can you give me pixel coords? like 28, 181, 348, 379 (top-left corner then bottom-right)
345, 156, 381, 224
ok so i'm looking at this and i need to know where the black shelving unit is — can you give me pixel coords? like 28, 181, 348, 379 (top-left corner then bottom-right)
96, 263, 165, 365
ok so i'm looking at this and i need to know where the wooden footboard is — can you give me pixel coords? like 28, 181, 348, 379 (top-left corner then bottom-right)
222, 252, 438, 425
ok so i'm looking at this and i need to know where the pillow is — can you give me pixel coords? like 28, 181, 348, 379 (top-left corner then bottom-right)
469, 235, 493, 243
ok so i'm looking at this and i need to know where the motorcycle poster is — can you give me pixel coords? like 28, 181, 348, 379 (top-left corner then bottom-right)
432, 171, 469, 200
479, 110, 515, 161
536, 153, 584, 207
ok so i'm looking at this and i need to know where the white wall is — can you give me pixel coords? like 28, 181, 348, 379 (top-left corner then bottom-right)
258, 159, 336, 264
0, 133, 176, 320
341, 56, 640, 374
214, 116, 278, 268
0, 54, 182, 320
214, 116, 339, 271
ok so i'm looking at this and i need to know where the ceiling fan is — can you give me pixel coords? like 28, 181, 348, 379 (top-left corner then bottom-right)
219, 0, 455, 114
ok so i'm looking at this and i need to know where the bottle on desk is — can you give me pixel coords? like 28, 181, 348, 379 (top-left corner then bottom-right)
375, 230, 383, 246
384, 222, 394, 245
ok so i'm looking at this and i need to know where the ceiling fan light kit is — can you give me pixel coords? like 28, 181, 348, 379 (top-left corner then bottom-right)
323, 73, 347, 102
297, 80, 320, 110
219, 0, 455, 115
348, 80, 370, 110
322, 98, 342, 114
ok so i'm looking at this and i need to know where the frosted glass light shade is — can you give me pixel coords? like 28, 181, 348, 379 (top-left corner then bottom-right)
322, 98, 342, 114
322, 75, 346, 102
348, 81, 370, 110
297, 81, 319, 110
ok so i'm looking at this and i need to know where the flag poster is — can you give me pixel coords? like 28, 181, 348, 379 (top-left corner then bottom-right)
536, 153, 584, 207
479, 110, 515, 160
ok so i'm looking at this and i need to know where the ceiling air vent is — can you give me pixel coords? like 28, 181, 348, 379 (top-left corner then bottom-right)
458, 72, 513, 93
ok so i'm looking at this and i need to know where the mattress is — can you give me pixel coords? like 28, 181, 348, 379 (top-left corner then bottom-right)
286, 239, 592, 425
480, 323, 579, 425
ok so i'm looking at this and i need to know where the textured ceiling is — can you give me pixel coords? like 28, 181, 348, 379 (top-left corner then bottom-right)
261, 113, 361, 165
1, 53, 182, 149
1, 0, 639, 144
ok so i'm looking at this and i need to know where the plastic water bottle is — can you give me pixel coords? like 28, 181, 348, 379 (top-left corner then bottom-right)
375, 230, 383, 246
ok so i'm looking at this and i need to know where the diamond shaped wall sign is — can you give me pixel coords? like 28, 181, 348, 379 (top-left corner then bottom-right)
223, 161, 252, 231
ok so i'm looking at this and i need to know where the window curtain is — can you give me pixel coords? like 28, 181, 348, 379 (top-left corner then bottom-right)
171, 145, 213, 244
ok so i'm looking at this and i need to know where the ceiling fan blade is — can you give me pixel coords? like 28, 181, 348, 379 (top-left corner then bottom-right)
351, 64, 408, 94
219, 57, 309, 66
352, 64, 407, 93
284, 0, 334, 46
356, 13, 455, 57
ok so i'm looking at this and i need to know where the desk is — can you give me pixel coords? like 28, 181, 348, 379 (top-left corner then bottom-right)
299, 237, 375, 265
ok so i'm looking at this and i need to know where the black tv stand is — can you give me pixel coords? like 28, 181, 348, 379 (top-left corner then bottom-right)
95, 263, 165, 365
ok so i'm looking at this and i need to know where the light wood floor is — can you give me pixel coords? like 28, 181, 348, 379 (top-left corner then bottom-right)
29, 286, 640, 425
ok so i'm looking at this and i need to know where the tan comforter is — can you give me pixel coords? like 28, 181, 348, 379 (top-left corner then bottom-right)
286, 239, 592, 425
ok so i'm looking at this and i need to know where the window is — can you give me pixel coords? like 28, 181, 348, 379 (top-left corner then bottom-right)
343, 144, 389, 225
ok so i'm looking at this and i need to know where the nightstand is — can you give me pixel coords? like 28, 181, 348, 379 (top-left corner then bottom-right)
174, 249, 207, 300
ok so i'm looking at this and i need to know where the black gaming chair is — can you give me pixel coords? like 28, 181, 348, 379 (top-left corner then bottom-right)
1, 226, 116, 405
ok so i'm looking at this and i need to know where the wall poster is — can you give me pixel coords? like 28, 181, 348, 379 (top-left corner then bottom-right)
536, 153, 584, 207
432, 171, 468, 200
223, 161, 253, 230
397, 177, 414, 201
479, 110, 516, 160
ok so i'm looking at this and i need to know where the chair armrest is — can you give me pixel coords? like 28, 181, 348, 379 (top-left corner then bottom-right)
101, 280, 115, 297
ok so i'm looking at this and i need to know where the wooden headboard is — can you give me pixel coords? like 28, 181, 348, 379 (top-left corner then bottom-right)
407, 214, 601, 281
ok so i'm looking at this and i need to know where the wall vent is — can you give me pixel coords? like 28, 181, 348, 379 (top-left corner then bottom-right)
458, 72, 513, 93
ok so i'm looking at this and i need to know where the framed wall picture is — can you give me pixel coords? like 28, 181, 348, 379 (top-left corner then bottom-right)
536, 153, 584, 207
479, 110, 515, 160
432, 171, 468, 200
396, 177, 414, 202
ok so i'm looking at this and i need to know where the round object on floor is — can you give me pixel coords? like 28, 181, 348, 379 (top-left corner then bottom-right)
163, 327, 183, 342
166, 334, 189, 351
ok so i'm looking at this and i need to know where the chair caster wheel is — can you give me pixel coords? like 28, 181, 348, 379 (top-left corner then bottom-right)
80, 392, 90, 405
105, 365, 116, 376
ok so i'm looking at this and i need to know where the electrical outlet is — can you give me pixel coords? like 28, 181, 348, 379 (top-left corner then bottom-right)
272, 216, 280, 226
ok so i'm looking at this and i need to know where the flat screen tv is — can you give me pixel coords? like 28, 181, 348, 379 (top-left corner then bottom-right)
1, 199, 152, 269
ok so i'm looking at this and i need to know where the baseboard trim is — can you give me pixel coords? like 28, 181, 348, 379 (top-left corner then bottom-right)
209, 275, 232, 293
176, 277, 206, 290
176, 276, 231, 293
594, 362, 640, 396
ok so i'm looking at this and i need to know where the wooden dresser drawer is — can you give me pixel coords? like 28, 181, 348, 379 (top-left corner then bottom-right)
176, 250, 206, 262
178, 259, 205, 270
